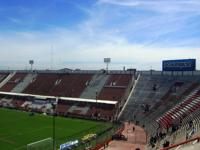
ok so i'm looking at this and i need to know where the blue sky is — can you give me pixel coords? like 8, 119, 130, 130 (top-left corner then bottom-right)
0, 0, 200, 70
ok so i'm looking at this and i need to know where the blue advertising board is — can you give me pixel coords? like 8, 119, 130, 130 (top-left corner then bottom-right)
162, 59, 196, 71
60, 140, 78, 150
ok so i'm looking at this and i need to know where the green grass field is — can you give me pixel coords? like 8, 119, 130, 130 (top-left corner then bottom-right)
0, 108, 112, 150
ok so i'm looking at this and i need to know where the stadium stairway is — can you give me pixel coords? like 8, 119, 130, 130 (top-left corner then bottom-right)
145, 80, 199, 125
80, 73, 109, 99
156, 87, 200, 129
145, 84, 200, 137
0, 73, 8, 82
0, 72, 16, 88
119, 75, 200, 139
167, 105, 200, 145
145, 87, 200, 149
11, 73, 37, 93
118, 74, 138, 120
119, 75, 173, 123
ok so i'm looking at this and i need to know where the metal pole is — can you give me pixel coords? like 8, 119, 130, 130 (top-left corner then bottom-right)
53, 111, 55, 150
96, 90, 98, 120
106, 62, 108, 72
52, 100, 56, 150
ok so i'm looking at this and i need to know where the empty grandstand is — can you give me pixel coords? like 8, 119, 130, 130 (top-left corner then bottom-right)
0, 70, 134, 121
0, 65, 200, 150
0, 69, 136, 149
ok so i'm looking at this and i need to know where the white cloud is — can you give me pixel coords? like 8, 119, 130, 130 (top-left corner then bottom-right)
8, 17, 23, 24
0, 28, 200, 70
99, 0, 140, 6
98, 0, 200, 13
0, 0, 200, 70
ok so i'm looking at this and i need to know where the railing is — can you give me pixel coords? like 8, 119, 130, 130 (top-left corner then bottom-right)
181, 83, 199, 98
89, 138, 112, 150
89, 123, 124, 150
160, 136, 200, 150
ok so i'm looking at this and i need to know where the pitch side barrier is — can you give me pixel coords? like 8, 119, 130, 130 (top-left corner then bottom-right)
0, 91, 118, 105
160, 136, 200, 150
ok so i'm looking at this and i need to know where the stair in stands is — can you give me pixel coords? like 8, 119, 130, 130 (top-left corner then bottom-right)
11, 73, 37, 93
0, 72, 16, 89
80, 73, 109, 99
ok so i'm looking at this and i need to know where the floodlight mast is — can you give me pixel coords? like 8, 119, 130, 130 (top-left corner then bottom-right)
29, 60, 34, 71
104, 58, 111, 73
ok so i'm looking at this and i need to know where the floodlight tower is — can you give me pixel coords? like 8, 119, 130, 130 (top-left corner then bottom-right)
104, 58, 111, 73
29, 60, 34, 71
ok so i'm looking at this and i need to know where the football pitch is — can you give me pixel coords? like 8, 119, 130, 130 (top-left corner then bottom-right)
0, 108, 113, 150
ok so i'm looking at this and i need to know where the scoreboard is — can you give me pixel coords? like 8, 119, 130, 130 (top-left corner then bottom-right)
162, 59, 196, 71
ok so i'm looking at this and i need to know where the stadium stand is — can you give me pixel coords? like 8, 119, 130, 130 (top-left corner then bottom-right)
56, 99, 73, 116
0, 73, 27, 92
49, 74, 93, 97
86, 102, 116, 121
23, 73, 60, 95
120, 75, 175, 122
80, 73, 109, 99
11, 73, 37, 93
118, 74, 200, 149
0, 98, 13, 107
56, 99, 116, 121
0, 70, 119, 121
2, 69, 200, 149
0, 72, 15, 88
156, 88, 200, 129
98, 74, 133, 101
23, 73, 93, 97
0, 73, 8, 83
11, 98, 26, 109
120, 75, 200, 122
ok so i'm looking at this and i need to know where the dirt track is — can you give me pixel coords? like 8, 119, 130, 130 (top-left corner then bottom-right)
104, 122, 147, 150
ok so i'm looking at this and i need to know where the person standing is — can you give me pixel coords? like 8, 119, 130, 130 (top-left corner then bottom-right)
133, 126, 135, 132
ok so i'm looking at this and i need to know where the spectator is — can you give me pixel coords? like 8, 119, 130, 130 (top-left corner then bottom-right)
188, 127, 195, 139
163, 140, 170, 148
186, 132, 189, 140
133, 114, 136, 120
133, 126, 135, 132
189, 120, 193, 129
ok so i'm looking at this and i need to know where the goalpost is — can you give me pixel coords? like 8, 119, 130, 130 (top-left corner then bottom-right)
27, 137, 53, 150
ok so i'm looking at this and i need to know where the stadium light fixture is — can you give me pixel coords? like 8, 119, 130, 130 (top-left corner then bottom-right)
29, 60, 34, 71
104, 58, 111, 73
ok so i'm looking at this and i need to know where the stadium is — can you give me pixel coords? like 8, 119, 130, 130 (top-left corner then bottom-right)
0, 58, 200, 150
1, 0, 200, 150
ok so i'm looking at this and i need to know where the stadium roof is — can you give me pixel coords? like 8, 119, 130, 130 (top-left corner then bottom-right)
0, 91, 118, 105
60, 96, 117, 105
